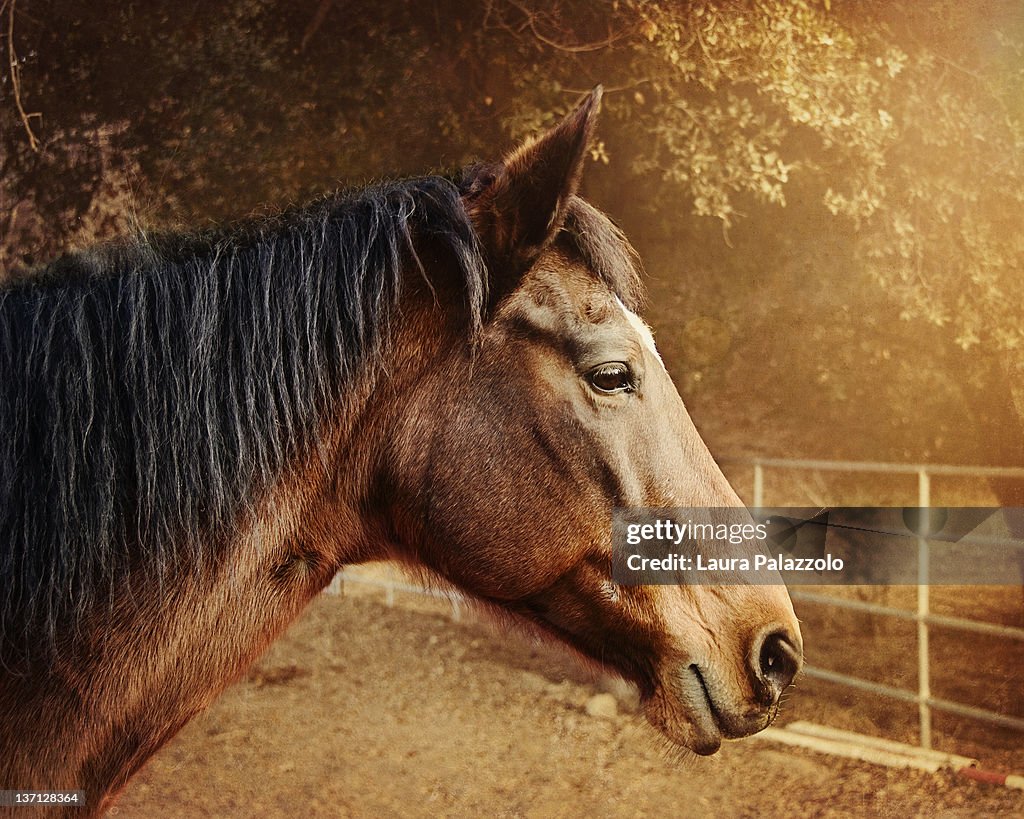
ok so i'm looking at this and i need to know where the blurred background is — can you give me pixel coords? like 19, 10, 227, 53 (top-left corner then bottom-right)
2, 1, 1022, 814
3, 0, 1023, 478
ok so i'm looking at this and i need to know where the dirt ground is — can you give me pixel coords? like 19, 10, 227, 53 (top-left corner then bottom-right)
111, 588, 1023, 818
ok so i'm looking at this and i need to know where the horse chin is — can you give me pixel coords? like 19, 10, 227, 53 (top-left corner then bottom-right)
644, 671, 728, 756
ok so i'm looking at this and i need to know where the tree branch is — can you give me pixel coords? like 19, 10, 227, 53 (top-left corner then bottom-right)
4, 0, 39, 151
506, 0, 630, 54
300, 0, 335, 53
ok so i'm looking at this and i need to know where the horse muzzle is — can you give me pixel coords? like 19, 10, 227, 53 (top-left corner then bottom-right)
645, 587, 803, 754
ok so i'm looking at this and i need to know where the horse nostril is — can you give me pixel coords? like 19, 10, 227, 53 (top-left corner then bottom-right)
753, 628, 802, 703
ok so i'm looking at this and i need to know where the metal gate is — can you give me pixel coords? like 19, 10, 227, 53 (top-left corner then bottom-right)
732, 456, 1024, 749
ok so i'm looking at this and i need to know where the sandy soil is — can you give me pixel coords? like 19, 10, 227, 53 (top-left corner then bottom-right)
111, 589, 1023, 818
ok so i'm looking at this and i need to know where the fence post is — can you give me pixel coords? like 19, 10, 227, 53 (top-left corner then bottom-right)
917, 468, 932, 749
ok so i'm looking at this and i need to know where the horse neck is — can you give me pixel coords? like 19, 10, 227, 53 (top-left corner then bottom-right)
0, 265, 462, 806
307, 280, 467, 556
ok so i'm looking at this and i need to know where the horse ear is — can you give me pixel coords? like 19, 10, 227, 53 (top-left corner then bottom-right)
465, 86, 602, 277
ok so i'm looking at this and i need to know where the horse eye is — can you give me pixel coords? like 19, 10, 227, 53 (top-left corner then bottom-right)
587, 363, 634, 394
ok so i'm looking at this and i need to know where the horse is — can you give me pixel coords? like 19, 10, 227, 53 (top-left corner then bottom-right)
0, 88, 801, 816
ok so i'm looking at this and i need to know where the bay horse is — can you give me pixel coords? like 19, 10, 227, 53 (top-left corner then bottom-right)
0, 88, 801, 816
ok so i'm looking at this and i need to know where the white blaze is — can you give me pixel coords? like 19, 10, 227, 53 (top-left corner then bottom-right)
615, 296, 665, 368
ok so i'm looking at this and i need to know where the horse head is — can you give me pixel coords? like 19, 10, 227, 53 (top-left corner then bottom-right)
372, 89, 802, 755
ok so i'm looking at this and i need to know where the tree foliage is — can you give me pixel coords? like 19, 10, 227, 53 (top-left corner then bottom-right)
478, 1, 1024, 353
2, 0, 1022, 464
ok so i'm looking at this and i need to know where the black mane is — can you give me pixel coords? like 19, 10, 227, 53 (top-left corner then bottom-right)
0, 174, 640, 661
0, 177, 489, 659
